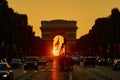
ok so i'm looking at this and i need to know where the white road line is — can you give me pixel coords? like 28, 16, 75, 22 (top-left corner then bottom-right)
69, 71, 72, 80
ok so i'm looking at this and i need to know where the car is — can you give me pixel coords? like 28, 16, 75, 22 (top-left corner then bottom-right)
97, 57, 108, 65
23, 56, 39, 70
83, 56, 96, 67
112, 58, 120, 71
0, 58, 7, 63
10, 58, 22, 68
0, 62, 14, 80
38, 57, 47, 66
107, 57, 114, 65
71, 56, 80, 65
47, 56, 54, 62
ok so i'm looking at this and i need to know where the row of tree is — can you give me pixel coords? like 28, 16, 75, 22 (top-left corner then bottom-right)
0, 0, 47, 58
76, 8, 120, 57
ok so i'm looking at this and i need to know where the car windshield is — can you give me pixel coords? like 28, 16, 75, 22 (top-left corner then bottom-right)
11, 59, 21, 62
25, 58, 37, 61
0, 64, 8, 70
99, 58, 105, 60
72, 57, 78, 59
86, 58, 95, 61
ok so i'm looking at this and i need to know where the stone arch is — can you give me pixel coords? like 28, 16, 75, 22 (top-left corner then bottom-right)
40, 19, 78, 55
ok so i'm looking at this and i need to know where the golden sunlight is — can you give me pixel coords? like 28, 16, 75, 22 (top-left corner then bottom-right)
53, 47, 59, 56
53, 35, 64, 56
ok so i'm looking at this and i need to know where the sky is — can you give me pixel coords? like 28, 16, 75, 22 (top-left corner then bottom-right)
8, 0, 120, 39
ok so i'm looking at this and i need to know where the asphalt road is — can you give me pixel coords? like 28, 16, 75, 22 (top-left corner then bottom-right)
14, 59, 120, 80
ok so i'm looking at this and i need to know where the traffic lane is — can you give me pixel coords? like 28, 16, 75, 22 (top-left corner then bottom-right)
72, 65, 120, 80
36, 66, 71, 80
50, 68, 70, 80
27, 67, 70, 80
49, 57, 71, 80
14, 68, 38, 80
14, 63, 120, 80
92, 66, 120, 80
72, 66, 95, 80
14, 59, 71, 80
40, 58, 70, 80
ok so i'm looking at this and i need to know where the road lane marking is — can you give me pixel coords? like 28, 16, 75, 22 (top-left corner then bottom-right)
69, 71, 72, 80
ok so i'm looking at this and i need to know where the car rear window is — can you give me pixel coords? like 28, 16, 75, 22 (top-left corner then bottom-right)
0, 64, 7, 70
86, 58, 95, 61
25, 58, 37, 61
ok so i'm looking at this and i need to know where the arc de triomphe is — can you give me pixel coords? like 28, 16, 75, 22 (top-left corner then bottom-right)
40, 19, 78, 55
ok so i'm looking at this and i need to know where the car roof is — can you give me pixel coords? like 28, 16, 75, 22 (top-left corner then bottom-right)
0, 62, 10, 67
0, 62, 7, 64
25, 56, 38, 58
84, 56, 96, 58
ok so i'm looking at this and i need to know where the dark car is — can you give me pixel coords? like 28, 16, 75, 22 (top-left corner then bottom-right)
47, 56, 54, 62
0, 58, 7, 63
10, 59, 22, 68
112, 58, 120, 71
71, 56, 80, 65
83, 56, 96, 67
97, 57, 108, 65
0, 63, 14, 80
107, 58, 114, 65
38, 57, 47, 66
23, 56, 39, 70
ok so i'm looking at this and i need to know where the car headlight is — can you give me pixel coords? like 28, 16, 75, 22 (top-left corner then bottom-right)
98, 60, 101, 62
2, 74, 8, 78
34, 63, 37, 65
24, 63, 26, 65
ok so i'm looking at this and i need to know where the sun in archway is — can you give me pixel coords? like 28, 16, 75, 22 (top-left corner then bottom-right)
53, 35, 63, 56
53, 47, 59, 56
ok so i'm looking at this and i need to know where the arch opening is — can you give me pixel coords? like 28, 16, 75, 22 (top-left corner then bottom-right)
53, 35, 64, 56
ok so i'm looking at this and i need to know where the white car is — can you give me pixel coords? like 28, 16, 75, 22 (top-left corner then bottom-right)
112, 58, 120, 71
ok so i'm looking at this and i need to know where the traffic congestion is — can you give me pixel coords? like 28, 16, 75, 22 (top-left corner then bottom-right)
0, 55, 120, 80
